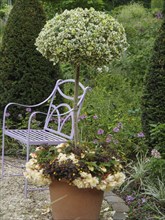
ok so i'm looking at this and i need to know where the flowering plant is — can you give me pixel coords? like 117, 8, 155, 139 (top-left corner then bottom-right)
24, 142, 125, 191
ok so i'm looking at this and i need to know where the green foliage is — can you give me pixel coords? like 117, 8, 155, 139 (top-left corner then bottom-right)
111, 3, 162, 84
124, 155, 150, 190
57, 3, 162, 156
106, 0, 151, 9
146, 157, 165, 181
144, 178, 165, 205
0, 4, 12, 48
151, 0, 164, 10
123, 152, 165, 188
0, 0, 61, 119
0, 4, 11, 19
141, 11, 165, 149
79, 71, 147, 159
40, 0, 106, 20
53, 0, 106, 11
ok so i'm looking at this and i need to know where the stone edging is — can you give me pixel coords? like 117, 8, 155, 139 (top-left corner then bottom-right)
104, 192, 129, 220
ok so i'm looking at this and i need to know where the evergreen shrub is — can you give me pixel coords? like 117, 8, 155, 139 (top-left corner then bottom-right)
141, 4, 165, 151
0, 0, 60, 120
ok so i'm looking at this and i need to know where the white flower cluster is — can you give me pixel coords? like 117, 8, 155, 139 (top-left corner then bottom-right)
24, 143, 126, 191
35, 7, 128, 67
73, 171, 125, 191
57, 152, 78, 164
151, 149, 161, 158
24, 158, 51, 186
97, 172, 126, 191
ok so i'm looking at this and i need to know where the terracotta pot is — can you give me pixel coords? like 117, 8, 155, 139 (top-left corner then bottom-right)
49, 180, 104, 220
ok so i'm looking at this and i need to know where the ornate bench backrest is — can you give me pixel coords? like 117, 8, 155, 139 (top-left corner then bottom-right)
44, 79, 89, 139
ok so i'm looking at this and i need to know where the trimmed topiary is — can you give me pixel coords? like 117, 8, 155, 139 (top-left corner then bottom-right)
141, 4, 165, 150
0, 0, 60, 119
35, 7, 128, 145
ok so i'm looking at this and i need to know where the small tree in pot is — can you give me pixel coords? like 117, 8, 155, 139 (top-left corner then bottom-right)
26, 7, 128, 220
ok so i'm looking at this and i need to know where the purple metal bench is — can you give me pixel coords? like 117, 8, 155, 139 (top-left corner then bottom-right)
1, 79, 89, 196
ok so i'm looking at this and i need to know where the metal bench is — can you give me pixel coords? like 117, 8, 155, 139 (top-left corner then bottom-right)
1, 79, 89, 196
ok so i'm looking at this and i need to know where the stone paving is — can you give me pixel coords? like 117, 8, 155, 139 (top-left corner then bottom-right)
104, 191, 129, 220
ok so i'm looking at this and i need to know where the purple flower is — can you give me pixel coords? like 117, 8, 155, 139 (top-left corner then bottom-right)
93, 115, 98, 119
155, 11, 163, 19
137, 132, 145, 138
93, 139, 99, 144
126, 195, 135, 202
97, 129, 104, 135
106, 134, 112, 143
26, 107, 32, 112
117, 122, 123, 128
5, 112, 10, 117
113, 127, 120, 133
141, 198, 146, 203
79, 114, 87, 120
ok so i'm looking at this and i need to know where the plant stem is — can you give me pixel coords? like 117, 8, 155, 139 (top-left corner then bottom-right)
73, 63, 80, 147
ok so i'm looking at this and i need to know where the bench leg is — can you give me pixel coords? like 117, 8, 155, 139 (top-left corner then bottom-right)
24, 142, 30, 197
24, 177, 28, 198
1, 132, 5, 178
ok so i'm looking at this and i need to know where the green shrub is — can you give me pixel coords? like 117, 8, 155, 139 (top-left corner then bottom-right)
141, 5, 165, 149
0, 0, 61, 119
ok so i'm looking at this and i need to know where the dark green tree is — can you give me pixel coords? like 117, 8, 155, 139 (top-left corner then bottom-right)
0, 0, 60, 119
141, 3, 165, 152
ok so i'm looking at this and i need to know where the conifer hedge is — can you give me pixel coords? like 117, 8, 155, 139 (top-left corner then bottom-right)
141, 4, 165, 149
0, 0, 60, 119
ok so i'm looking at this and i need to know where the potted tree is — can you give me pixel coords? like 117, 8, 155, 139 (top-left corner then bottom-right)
24, 7, 128, 220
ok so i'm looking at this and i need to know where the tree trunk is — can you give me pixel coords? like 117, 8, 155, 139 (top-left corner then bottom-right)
73, 64, 80, 146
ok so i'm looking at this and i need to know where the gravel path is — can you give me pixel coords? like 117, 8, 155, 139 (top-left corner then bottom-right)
0, 157, 52, 220
0, 157, 113, 220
